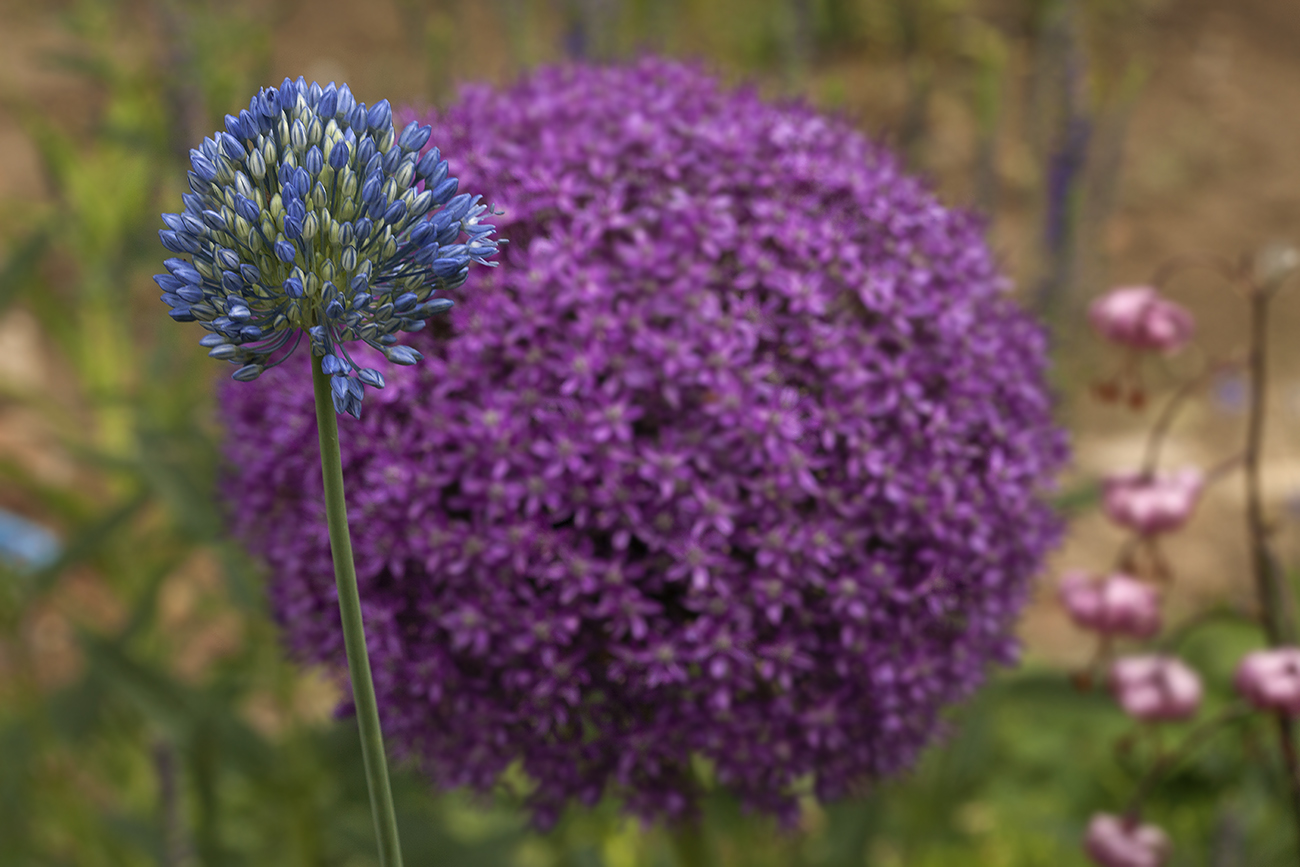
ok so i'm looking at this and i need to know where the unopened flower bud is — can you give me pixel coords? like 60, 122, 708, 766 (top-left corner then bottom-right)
1109, 655, 1202, 722
1084, 813, 1170, 867
1089, 286, 1194, 354
1234, 647, 1300, 715
1102, 468, 1203, 537
1059, 572, 1160, 639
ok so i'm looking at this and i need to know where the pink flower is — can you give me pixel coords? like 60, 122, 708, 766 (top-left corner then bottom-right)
1059, 572, 1161, 639
1084, 813, 1170, 867
1109, 655, 1202, 722
1234, 647, 1300, 715
1089, 286, 1194, 354
1102, 469, 1203, 536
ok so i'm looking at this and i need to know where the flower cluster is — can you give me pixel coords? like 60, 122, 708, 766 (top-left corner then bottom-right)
1084, 813, 1170, 867
1235, 648, 1300, 715
1089, 287, 1194, 354
220, 59, 1068, 825
1058, 572, 1161, 639
1101, 468, 1203, 538
1108, 655, 1202, 722
156, 77, 499, 416
1089, 285, 1194, 408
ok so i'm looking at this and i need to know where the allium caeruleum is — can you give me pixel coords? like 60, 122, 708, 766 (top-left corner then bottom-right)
156, 77, 498, 417
221, 59, 1068, 826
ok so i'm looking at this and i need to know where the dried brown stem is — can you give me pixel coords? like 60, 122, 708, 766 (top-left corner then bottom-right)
1241, 277, 1300, 847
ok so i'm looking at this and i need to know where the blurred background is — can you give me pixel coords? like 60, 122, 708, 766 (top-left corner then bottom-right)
3, 0, 1300, 863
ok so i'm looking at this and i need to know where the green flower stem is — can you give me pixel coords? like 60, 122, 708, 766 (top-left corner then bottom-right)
669, 824, 710, 867
310, 353, 405, 867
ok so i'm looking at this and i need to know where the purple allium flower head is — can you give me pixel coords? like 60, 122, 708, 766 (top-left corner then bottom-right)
220, 58, 1068, 826
157, 76, 499, 417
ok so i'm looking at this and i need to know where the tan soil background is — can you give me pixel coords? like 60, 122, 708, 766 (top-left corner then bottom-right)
2, 0, 1300, 679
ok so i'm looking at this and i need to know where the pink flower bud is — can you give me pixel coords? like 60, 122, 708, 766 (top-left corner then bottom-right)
1059, 572, 1161, 639
1084, 813, 1171, 867
1102, 469, 1203, 536
1234, 647, 1300, 715
1089, 286, 1194, 354
1109, 655, 1202, 722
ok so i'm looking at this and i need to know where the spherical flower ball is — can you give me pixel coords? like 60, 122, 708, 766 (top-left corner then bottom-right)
219, 58, 1068, 827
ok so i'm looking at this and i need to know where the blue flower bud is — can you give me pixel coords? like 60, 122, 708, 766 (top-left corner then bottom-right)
350, 104, 369, 136
198, 333, 227, 348
160, 230, 187, 253
232, 364, 264, 382
190, 152, 218, 182
305, 145, 323, 176
307, 80, 323, 105
337, 84, 356, 118
398, 122, 432, 153
290, 118, 307, 152
326, 298, 345, 319
275, 240, 296, 262
219, 132, 245, 159
283, 277, 305, 298
425, 297, 454, 315
221, 271, 243, 293
367, 99, 392, 132
202, 209, 228, 231
177, 286, 204, 303
330, 374, 350, 399
154, 274, 183, 292
318, 84, 338, 119
360, 175, 382, 208
350, 292, 371, 310
429, 176, 458, 205
382, 200, 406, 225
329, 140, 350, 169
321, 353, 349, 375
384, 345, 423, 366
284, 216, 303, 240
354, 217, 373, 241
422, 157, 450, 188
382, 145, 403, 174
209, 343, 239, 360
224, 114, 246, 140
235, 195, 260, 223
393, 292, 418, 313
169, 305, 196, 322
239, 108, 259, 136
357, 368, 384, 388
432, 257, 465, 279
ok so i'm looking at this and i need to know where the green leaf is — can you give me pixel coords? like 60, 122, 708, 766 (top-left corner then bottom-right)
0, 226, 51, 318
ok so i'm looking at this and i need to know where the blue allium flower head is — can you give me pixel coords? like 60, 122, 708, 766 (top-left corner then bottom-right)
221, 60, 1068, 826
156, 77, 500, 417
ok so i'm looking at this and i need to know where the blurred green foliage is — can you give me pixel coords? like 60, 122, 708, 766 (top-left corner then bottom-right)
0, 0, 1293, 864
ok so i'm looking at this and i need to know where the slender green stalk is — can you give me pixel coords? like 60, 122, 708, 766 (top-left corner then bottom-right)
311, 354, 405, 867
669, 823, 710, 867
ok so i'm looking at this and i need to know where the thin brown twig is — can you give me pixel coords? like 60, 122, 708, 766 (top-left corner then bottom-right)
1139, 356, 1244, 476
1241, 274, 1300, 849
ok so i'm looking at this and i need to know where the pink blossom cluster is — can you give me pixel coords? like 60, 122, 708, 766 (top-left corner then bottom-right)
1235, 648, 1300, 715
1101, 468, 1204, 538
1084, 813, 1171, 867
1107, 655, 1202, 722
1059, 572, 1161, 639
1088, 287, 1194, 355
